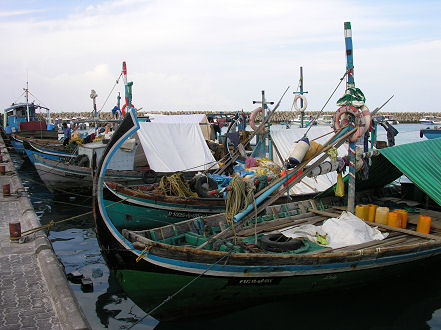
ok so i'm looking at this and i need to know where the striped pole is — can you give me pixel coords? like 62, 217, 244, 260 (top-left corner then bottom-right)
344, 21, 356, 213
122, 61, 132, 115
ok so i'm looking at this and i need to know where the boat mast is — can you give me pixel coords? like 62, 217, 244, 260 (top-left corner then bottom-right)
293, 67, 308, 128
122, 61, 133, 116
90, 89, 98, 118
344, 21, 356, 213
25, 81, 30, 122
252, 90, 274, 159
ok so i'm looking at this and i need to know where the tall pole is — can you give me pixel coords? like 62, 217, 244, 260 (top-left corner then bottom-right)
345, 21, 356, 213
293, 67, 308, 128
300, 67, 304, 128
252, 91, 274, 159
25, 81, 30, 122
122, 61, 133, 116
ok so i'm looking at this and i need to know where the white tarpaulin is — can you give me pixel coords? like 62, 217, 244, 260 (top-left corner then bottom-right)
148, 113, 213, 140
138, 115, 218, 172
280, 212, 387, 249
270, 126, 348, 195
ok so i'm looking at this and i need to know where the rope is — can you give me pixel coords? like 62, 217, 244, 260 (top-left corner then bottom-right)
289, 78, 302, 112
127, 251, 233, 329
17, 171, 92, 198
158, 173, 197, 197
224, 176, 256, 242
15, 184, 151, 239
304, 69, 349, 137
98, 72, 123, 113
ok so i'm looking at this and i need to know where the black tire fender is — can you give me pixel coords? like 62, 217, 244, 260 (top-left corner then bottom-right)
259, 233, 304, 252
142, 169, 158, 184
194, 175, 218, 198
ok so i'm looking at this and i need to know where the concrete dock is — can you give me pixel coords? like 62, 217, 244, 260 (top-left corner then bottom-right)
0, 135, 90, 329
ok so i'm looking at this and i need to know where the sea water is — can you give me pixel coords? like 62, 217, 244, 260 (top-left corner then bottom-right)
13, 123, 441, 330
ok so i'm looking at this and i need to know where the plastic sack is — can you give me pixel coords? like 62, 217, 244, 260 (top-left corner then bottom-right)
335, 172, 344, 197
321, 212, 387, 249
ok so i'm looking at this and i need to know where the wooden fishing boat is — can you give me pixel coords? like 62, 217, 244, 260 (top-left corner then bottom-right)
3, 83, 58, 153
93, 110, 441, 321
102, 181, 226, 229
21, 139, 74, 163
420, 127, 441, 140
93, 22, 441, 321
34, 135, 142, 192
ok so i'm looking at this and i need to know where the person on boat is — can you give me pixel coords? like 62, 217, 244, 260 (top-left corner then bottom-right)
62, 122, 72, 146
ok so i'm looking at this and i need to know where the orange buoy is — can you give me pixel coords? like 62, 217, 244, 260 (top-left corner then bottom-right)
417, 215, 432, 234
395, 209, 408, 229
388, 212, 401, 228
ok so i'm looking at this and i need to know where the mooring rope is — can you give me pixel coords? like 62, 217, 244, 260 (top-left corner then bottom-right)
127, 250, 234, 330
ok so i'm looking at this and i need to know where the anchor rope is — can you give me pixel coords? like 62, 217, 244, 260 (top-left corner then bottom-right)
127, 250, 234, 329
14, 186, 148, 239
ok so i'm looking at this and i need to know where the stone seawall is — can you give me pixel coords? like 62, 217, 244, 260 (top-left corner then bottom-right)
40, 111, 438, 124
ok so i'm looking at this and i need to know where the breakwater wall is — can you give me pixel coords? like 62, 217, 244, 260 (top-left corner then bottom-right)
41, 111, 436, 124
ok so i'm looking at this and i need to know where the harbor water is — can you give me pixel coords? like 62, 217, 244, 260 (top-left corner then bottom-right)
12, 123, 441, 329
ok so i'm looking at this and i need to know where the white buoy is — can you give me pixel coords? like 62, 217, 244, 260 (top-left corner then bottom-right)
288, 137, 310, 165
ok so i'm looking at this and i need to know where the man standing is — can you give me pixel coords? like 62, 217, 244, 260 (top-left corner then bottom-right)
62, 122, 72, 146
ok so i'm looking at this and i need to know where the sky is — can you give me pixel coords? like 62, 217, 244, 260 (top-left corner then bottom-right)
1, 0, 440, 114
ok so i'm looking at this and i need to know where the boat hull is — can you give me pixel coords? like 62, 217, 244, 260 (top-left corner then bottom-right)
114, 252, 441, 320
420, 129, 441, 140
34, 155, 142, 192
23, 140, 74, 163
103, 183, 225, 229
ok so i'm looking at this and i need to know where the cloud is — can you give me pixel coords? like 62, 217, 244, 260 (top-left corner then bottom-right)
0, 0, 440, 113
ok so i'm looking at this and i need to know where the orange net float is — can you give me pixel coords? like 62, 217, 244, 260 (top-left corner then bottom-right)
332, 105, 370, 142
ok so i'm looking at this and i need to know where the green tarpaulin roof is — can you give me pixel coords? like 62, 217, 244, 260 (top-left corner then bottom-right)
379, 138, 441, 206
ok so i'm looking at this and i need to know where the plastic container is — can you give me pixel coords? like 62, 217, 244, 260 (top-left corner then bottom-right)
367, 204, 377, 222
388, 212, 401, 228
417, 215, 432, 234
375, 207, 389, 225
395, 209, 408, 229
355, 204, 368, 220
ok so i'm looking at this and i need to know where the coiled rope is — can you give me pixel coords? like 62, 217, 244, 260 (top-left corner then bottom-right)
158, 172, 197, 198
224, 176, 256, 242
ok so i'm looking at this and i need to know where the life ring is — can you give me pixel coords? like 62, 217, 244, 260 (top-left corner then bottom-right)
332, 105, 370, 142
259, 233, 304, 252
121, 103, 136, 116
249, 107, 263, 132
293, 94, 307, 112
